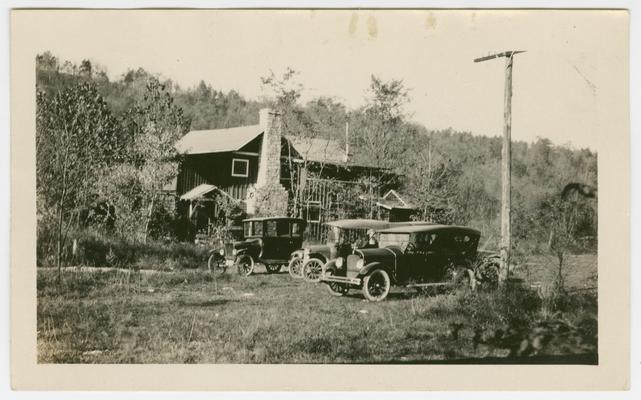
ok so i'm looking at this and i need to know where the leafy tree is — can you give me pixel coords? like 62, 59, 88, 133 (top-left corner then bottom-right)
36, 83, 121, 275
79, 59, 93, 79
353, 76, 411, 169
119, 78, 190, 241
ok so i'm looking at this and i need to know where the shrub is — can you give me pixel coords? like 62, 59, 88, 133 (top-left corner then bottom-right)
48, 230, 209, 270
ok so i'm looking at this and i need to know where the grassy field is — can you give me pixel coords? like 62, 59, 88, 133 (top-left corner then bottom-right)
37, 254, 597, 364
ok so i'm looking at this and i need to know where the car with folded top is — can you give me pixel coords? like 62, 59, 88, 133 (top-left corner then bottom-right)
289, 219, 392, 281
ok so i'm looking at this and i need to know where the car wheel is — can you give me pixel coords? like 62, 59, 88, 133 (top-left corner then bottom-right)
302, 258, 324, 283
475, 259, 500, 290
362, 269, 391, 302
324, 270, 349, 297
288, 257, 303, 278
444, 265, 473, 289
235, 254, 254, 277
265, 264, 281, 274
208, 254, 227, 274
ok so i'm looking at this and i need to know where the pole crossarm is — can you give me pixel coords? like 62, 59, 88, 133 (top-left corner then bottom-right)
474, 50, 525, 63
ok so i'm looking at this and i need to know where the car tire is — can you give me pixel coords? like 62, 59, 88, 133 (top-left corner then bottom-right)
235, 254, 254, 277
302, 258, 324, 283
265, 264, 281, 274
444, 265, 473, 289
325, 270, 349, 297
362, 269, 391, 302
475, 259, 500, 290
288, 257, 303, 278
208, 254, 227, 274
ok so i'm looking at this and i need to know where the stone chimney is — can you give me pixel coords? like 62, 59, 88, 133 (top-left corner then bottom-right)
246, 108, 289, 215
256, 108, 282, 187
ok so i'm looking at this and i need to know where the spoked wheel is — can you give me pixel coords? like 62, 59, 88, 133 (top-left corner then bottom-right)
265, 264, 281, 274
324, 270, 349, 297
362, 269, 391, 302
302, 258, 324, 283
475, 260, 500, 290
235, 254, 254, 277
288, 257, 303, 278
444, 265, 474, 290
208, 254, 227, 274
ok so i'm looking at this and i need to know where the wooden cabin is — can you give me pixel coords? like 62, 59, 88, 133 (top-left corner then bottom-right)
170, 108, 398, 240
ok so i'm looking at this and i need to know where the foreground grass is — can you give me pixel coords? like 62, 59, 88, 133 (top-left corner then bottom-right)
37, 255, 597, 364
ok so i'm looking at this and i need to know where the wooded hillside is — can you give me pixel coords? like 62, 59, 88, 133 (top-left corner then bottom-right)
35, 51, 597, 260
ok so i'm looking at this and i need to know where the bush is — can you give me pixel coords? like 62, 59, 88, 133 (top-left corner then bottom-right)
45, 230, 209, 270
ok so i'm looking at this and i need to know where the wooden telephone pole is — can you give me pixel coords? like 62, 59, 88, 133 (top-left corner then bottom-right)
474, 50, 525, 282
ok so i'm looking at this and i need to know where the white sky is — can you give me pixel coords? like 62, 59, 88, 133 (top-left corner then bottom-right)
27, 9, 628, 150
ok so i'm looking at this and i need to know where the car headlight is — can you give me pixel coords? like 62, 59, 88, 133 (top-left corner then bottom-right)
335, 257, 344, 268
355, 259, 364, 270
219, 248, 225, 256
232, 249, 238, 256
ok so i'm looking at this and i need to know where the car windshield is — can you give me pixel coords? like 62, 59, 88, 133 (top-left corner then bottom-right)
378, 232, 411, 248
326, 227, 369, 246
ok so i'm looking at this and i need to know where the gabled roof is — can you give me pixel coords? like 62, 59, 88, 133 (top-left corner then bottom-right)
284, 135, 347, 165
376, 190, 417, 210
175, 124, 381, 169
175, 125, 262, 155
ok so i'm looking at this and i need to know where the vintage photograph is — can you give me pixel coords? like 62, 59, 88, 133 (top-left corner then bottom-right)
30, 9, 612, 366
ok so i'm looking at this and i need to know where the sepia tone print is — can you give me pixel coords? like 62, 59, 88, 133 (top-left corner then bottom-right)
30, 9, 610, 367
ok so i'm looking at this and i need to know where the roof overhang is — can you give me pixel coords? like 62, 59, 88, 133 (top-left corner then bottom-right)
180, 184, 218, 201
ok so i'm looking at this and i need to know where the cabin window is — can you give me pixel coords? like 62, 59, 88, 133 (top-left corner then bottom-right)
231, 158, 249, 177
304, 201, 321, 223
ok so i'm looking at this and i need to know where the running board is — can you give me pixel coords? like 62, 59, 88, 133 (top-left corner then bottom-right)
406, 282, 455, 288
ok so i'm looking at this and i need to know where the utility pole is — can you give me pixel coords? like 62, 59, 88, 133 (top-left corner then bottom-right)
474, 50, 525, 283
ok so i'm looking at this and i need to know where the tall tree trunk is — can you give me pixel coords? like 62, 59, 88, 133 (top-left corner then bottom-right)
143, 194, 156, 244
56, 161, 68, 281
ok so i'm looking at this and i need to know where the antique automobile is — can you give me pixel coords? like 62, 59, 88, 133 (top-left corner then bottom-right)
320, 224, 500, 301
223, 217, 306, 276
195, 225, 244, 275
289, 219, 392, 281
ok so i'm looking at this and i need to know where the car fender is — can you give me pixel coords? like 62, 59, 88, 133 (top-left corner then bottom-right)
234, 248, 249, 257
308, 253, 327, 263
323, 259, 343, 276
360, 262, 395, 283
290, 249, 305, 259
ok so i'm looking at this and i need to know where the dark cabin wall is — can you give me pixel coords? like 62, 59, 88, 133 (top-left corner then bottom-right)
177, 135, 263, 200
177, 152, 259, 200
